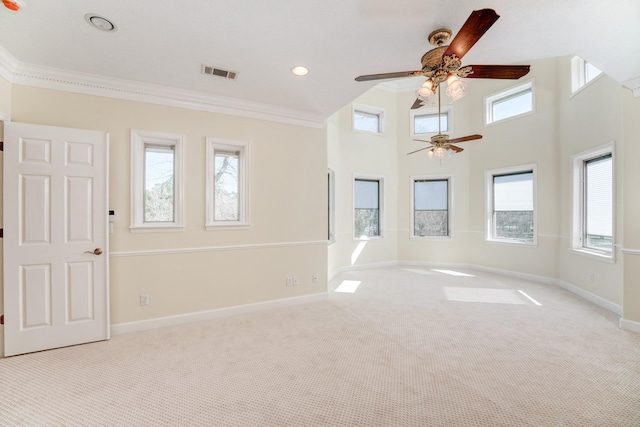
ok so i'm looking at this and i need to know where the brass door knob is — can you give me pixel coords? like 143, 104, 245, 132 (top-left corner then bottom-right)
84, 248, 103, 255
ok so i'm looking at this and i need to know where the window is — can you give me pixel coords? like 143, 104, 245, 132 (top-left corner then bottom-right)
571, 56, 603, 95
352, 103, 384, 134
130, 129, 184, 232
485, 165, 536, 244
572, 144, 614, 258
206, 138, 249, 229
485, 80, 535, 125
354, 177, 383, 238
328, 168, 336, 244
412, 177, 451, 238
411, 105, 452, 137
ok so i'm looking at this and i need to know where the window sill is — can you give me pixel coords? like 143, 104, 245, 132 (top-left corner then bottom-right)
411, 235, 452, 240
571, 248, 615, 264
206, 222, 251, 231
130, 225, 185, 233
486, 238, 537, 247
354, 236, 383, 242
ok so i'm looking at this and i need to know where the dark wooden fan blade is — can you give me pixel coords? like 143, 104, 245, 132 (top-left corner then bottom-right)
355, 71, 421, 82
444, 9, 499, 60
411, 98, 424, 109
406, 146, 431, 155
466, 64, 530, 79
448, 144, 464, 153
447, 134, 482, 144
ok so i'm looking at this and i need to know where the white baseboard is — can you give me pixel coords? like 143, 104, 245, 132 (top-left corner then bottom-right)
111, 292, 328, 336
555, 280, 622, 316
620, 318, 640, 334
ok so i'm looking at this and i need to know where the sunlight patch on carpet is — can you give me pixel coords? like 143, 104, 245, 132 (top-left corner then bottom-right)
335, 280, 361, 293
432, 269, 475, 277
443, 287, 539, 305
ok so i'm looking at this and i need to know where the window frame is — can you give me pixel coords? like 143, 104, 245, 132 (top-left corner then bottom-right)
205, 137, 250, 230
353, 175, 384, 240
410, 175, 453, 239
410, 105, 453, 138
484, 79, 535, 126
571, 56, 603, 96
328, 168, 336, 245
485, 164, 537, 246
352, 103, 385, 135
130, 129, 184, 233
571, 142, 615, 261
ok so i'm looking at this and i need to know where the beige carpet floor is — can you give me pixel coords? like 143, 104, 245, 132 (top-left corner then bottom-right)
1, 266, 639, 426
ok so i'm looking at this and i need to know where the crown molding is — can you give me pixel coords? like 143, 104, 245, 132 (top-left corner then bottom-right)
0, 47, 324, 128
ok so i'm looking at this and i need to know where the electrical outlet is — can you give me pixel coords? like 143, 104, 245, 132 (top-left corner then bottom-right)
312, 273, 318, 283
286, 277, 293, 287
140, 294, 150, 306
293, 276, 299, 286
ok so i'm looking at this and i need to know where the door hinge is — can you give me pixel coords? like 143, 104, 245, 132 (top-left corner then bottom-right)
0, 314, 4, 325
0, 141, 3, 151
0, 228, 3, 238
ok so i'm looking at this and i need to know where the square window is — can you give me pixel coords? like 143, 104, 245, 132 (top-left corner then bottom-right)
485, 165, 536, 245
206, 138, 249, 229
572, 144, 614, 258
485, 80, 534, 125
352, 103, 384, 134
412, 178, 450, 237
130, 129, 184, 232
354, 177, 383, 238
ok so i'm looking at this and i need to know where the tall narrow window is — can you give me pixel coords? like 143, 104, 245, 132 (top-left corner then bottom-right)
354, 178, 382, 238
144, 145, 175, 222
584, 154, 613, 252
206, 138, 249, 229
131, 129, 184, 232
571, 56, 603, 94
413, 178, 450, 237
571, 144, 614, 258
486, 165, 536, 244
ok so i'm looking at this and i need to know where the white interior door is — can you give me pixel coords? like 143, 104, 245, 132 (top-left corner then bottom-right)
3, 122, 109, 357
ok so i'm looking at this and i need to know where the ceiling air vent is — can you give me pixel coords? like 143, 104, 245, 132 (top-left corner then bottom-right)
202, 65, 238, 80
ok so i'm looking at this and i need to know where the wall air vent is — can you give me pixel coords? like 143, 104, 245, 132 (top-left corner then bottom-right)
201, 65, 238, 80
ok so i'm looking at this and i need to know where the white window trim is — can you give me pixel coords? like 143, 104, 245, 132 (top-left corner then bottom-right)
571, 142, 615, 262
130, 129, 184, 233
485, 164, 537, 246
570, 56, 604, 97
205, 137, 250, 230
328, 168, 336, 245
353, 174, 384, 240
410, 105, 453, 138
484, 79, 535, 126
352, 102, 385, 135
410, 175, 453, 240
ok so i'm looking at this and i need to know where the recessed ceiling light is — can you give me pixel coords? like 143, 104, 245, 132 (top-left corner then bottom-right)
291, 66, 309, 76
85, 13, 118, 32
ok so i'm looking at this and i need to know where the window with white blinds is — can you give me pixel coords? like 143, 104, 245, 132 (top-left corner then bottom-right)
584, 154, 613, 252
413, 178, 450, 237
571, 144, 614, 259
485, 165, 536, 244
354, 178, 382, 238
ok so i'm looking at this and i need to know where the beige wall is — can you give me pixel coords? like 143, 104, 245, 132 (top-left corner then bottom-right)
329, 57, 636, 319
4, 85, 328, 328
622, 89, 640, 324
0, 75, 10, 119
328, 88, 399, 273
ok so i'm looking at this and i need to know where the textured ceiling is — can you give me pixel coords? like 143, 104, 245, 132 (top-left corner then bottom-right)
0, 0, 638, 120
